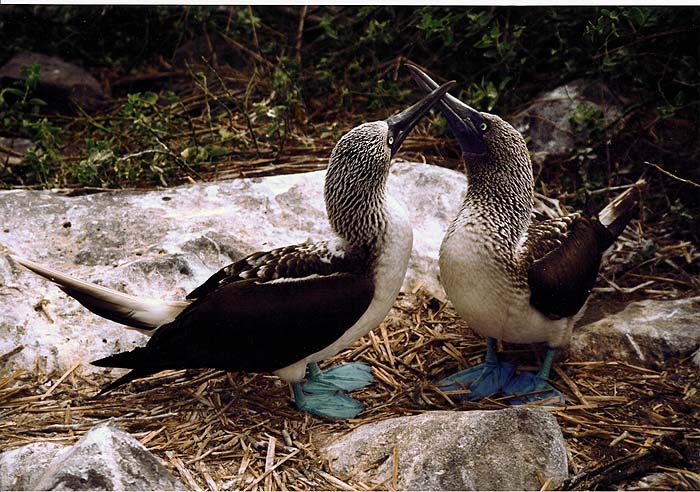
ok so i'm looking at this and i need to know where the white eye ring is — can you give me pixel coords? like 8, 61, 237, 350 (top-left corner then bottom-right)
388, 136, 394, 146
480, 122, 488, 132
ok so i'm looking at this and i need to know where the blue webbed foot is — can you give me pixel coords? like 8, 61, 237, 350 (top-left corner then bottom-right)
502, 347, 564, 404
502, 371, 565, 404
439, 360, 516, 400
438, 337, 515, 401
302, 362, 374, 393
292, 382, 364, 419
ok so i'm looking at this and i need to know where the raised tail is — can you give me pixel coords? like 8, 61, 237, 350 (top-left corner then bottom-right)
12, 255, 190, 334
596, 179, 646, 248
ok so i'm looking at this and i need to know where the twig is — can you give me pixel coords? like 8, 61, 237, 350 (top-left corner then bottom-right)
295, 6, 308, 66
247, 6, 263, 64
315, 469, 355, 491
553, 366, 589, 405
220, 33, 273, 68
609, 430, 630, 447
41, 361, 81, 400
592, 28, 695, 61
587, 182, 646, 195
539, 476, 554, 491
645, 161, 700, 188
243, 448, 300, 491
0, 142, 25, 158
561, 433, 686, 490
199, 56, 262, 160
75, 104, 110, 133
154, 133, 204, 182
184, 61, 215, 158
0, 345, 24, 365
117, 149, 174, 163
243, 72, 262, 157
264, 435, 276, 490
167, 451, 203, 491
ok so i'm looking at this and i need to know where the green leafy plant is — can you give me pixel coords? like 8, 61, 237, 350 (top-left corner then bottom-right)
0, 64, 47, 133
569, 103, 605, 143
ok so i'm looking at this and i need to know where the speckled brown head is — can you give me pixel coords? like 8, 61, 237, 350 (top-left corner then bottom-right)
324, 80, 455, 246
406, 63, 536, 246
406, 64, 532, 187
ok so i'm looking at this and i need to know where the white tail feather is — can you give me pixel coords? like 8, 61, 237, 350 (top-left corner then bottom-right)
12, 255, 190, 334
597, 179, 646, 239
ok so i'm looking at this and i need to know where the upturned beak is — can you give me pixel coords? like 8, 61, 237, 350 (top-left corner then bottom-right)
405, 63, 487, 155
385, 79, 456, 157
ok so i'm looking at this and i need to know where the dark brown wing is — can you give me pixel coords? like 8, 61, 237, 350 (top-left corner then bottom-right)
186, 241, 369, 300
524, 214, 610, 319
92, 271, 375, 381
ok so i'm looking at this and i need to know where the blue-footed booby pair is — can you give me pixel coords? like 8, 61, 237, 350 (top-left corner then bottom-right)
407, 64, 644, 404
13, 79, 455, 419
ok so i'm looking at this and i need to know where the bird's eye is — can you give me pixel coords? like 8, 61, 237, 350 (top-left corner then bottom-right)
479, 122, 489, 132
387, 135, 394, 146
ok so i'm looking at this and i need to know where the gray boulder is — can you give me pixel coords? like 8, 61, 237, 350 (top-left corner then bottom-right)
568, 296, 700, 368
320, 408, 568, 490
0, 421, 184, 491
0, 52, 108, 112
0, 136, 33, 167
509, 79, 624, 166
0, 163, 463, 375
0, 442, 66, 491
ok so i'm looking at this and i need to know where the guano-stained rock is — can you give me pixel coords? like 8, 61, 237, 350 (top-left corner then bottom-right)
0, 421, 184, 491
0, 442, 66, 491
568, 296, 700, 369
320, 408, 569, 490
0, 163, 463, 375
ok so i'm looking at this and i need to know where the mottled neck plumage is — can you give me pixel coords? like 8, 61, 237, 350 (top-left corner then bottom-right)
325, 172, 387, 248
324, 122, 390, 248
457, 144, 534, 254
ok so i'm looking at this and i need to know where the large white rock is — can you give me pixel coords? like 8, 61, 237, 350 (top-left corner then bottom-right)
568, 296, 700, 368
0, 442, 66, 490
320, 408, 569, 490
0, 421, 184, 490
0, 163, 464, 374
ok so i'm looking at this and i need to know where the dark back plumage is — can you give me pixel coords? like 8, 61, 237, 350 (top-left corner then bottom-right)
186, 241, 373, 301
93, 272, 374, 394
525, 214, 612, 319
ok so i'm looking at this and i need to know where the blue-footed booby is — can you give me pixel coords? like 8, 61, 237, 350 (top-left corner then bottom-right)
13, 79, 455, 418
407, 63, 644, 404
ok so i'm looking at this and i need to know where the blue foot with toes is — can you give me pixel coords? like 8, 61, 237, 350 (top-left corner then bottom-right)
302, 361, 374, 393
292, 362, 374, 419
438, 338, 516, 400
502, 348, 565, 404
292, 382, 364, 419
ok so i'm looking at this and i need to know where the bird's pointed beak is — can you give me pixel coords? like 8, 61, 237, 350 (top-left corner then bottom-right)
405, 63, 487, 155
385, 79, 456, 158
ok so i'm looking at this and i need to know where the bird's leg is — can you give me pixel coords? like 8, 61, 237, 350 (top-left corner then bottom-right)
302, 361, 374, 393
438, 337, 516, 401
292, 381, 364, 420
502, 347, 565, 404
